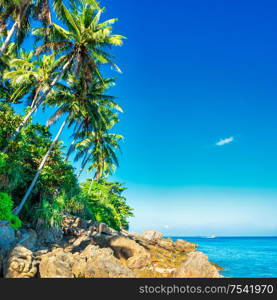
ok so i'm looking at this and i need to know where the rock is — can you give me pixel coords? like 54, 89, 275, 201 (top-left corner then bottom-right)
141, 230, 163, 241
0, 213, 222, 279
39, 248, 74, 278
38, 244, 135, 278
175, 239, 196, 252
37, 226, 63, 244
17, 229, 38, 250
174, 251, 220, 278
157, 238, 175, 250
62, 213, 118, 238
4, 245, 37, 278
0, 222, 16, 252
108, 236, 151, 269
96, 222, 118, 236
91, 232, 114, 248
72, 245, 136, 278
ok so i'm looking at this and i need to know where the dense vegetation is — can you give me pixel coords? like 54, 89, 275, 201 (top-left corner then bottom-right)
0, 0, 133, 232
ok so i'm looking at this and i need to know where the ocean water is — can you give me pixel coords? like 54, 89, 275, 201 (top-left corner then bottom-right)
171, 237, 277, 278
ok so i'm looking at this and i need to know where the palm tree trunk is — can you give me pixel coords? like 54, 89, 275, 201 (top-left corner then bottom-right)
77, 152, 92, 178
2, 56, 74, 154
30, 85, 41, 109
0, 21, 19, 56
14, 115, 70, 216
65, 122, 83, 161
0, 2, 30, 57
88, 179, 94, 194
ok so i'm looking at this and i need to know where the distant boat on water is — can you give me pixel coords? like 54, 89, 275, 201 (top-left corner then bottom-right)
206, 235, 217, 239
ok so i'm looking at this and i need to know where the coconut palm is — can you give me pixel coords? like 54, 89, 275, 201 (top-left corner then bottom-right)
0, 0, 64, 54
0, 0, 32, 56
74, 105, 123, 182
3, 50, 60, 106
0, 42, 17, 102
14, 71, 121, 215
3, 0, 124, 153
78, 131, 123, 182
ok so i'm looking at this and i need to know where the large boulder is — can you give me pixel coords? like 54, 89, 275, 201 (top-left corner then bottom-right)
38, 245, 135, 278
108, 236, 151, 269
174, 251, 220, 278
39, 248, 74, 278
4, 245, 38, 278
0, 222, 16, 252
72, 245, 136, 278
37, 226, 63, 244
17, 229, 38, 251
141, 230, 163, 241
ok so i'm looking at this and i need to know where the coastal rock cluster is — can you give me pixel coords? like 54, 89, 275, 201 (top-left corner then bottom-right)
0, 214, 221, 278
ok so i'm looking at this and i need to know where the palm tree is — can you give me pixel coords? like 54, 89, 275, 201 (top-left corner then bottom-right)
13, 113, 70, 215
83, 131, 123, 181
0, 0, 64, 55
3, 50, 60, 106
3, 0, 124, 152
14, 70, 120, 215
0, 0, 31, 57
74, 106, 123, 183
76, 129, 123, 195
64, 76, 121, 161
0, 42, 17, 102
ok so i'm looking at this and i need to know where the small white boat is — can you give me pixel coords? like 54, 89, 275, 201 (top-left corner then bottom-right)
207, 235, 217, 239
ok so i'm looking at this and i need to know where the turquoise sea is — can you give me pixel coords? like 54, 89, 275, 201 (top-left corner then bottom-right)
171, 237, 277, 278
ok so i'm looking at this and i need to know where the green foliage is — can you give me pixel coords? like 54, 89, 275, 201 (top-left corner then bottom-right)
0, 1, 132, 233
9, 215, 22, 230
0, 192, 22, 229
31, 199, 64, 229
0, 153, 7, 168
0, 103, 80, 227
81, 179, 134, 231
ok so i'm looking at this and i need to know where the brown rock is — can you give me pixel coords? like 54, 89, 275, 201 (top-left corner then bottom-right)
39, 248, 74, 278
174, 239, 196, 252
4, 245, 37, 278
174, 251, 220, 278
141, 230, 163, 241
72, 245, 136, 278
157, 238, 174, 250
37, 226, 63, 244
108, 236, 151, 269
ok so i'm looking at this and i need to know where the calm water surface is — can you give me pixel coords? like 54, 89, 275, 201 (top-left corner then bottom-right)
171, 237, 277, 278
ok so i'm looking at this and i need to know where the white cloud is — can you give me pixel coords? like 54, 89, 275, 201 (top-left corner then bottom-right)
164, 225, 169, 229
216, 136, 234, 146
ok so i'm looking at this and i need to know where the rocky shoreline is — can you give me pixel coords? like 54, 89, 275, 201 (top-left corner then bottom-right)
0, 214, 221, 278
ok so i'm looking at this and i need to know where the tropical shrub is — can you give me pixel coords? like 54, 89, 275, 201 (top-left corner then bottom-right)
0, 0, 132, 233
0, 104, 80, 227
0, 192, 22, 229
81, 179, 134, 231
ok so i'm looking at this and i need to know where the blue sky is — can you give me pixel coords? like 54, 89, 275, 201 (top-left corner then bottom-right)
17, 0, 277, 236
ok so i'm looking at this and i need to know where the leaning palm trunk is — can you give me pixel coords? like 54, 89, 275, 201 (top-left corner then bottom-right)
30, 85, 42, 109
14, 115, 70, 216
88, 179, 94, 194
77, 152, 92, 178
0, 3, 30, 57
0, 21, 19, 57
2, 56, 74, 154
65, 122, 83, 161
